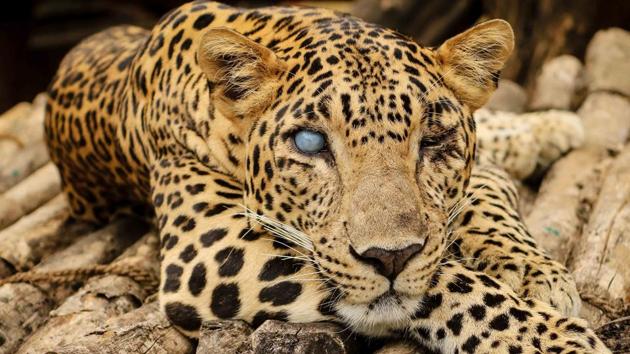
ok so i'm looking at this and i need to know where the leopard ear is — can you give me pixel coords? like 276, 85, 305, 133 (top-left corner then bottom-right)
198, 28, 286, 118
437, 19, 514, 111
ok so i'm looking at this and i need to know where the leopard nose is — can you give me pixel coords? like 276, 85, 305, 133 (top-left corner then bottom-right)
352, 243, 425, 280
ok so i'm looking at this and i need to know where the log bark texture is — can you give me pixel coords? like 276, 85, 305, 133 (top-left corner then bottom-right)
0, 217, 147, 354
528, 55, 584, 111
525, 149, 611, 262
570, 146, 630, 308
0, 163, 61, 229
0, 140, 50, 194
42, 302, 193, 354
0, 195, 89, 271
0, 194, 67, 269
16, 232, 159, 353
0, 94, 47, 193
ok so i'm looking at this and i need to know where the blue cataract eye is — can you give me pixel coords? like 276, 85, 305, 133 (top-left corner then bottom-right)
294, 130, 326, 154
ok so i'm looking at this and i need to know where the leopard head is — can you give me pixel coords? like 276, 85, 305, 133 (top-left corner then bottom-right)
198, 16, 513, 334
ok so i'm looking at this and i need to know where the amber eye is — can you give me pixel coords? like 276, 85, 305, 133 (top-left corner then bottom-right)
294, 129, 327, 154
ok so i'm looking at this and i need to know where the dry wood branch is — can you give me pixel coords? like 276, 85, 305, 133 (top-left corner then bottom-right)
0, 140, 50, 193
197, 320, 252, 354
43, 302, 193, 354
0, 94, 47, 193
525, 149, 611, 262
0, 195, 88, 271
16, 232, 159, 353
579, 93, 630, 150
0, 284, 54, 354
0, 94, 45, 145
526, 88, 630, 260
585, 28, 630, 97
570, 145, 630, 305
0, 102, 31, 159
529, 55, 584, 111
0, 217, 148, 354
0, 163, 61, 229
375, 341, 424, 354
483, 79, 527, 113
251, 320, 360, 354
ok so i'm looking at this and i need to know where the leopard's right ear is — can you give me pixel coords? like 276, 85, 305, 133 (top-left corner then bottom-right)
198, 28, 286, 118
437, 20, 514, 111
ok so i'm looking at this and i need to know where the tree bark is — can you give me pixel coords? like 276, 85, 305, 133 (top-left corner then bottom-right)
42, 302, 193, 354
0, 195, 88, 271
570, 145, 630, 309
525, 149, 611, 262
16, 232, 159, 353
0, 217, 148, 354
0, 140, 50, 193
0, 163, 61, 229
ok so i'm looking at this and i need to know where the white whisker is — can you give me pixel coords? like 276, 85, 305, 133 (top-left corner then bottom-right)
238, 204, 314, 252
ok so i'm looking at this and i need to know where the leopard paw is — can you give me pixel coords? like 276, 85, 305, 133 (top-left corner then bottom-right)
478, 254, 581, 317
524, 110, 584, 169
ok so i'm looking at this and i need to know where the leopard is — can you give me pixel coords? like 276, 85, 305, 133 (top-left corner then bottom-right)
43, 1, 610, 352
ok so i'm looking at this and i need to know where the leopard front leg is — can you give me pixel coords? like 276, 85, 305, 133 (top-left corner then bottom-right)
449, 165, 581, 316
151, 154, 334, 336
405, 263, 610, 354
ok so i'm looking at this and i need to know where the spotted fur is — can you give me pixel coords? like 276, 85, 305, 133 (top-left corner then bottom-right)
45, 1, 609, 353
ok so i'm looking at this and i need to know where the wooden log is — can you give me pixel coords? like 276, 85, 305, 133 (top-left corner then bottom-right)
41, 302, 193, 354
251, 320, 360, 354
585, 28, 630, 97
529, 55, 584, 111
570, 145, 630, 307
0, 140, 50, 194
0, 283, 53, 354
0, 217, 147, 354
525, 149, 611, 262
483, 79, 527, 113
0, 163, 61, 229
375, 341, 423, 354
197, 320, 253, 354
0, 94, 45, 135
16, 231, 159, 353
580, 92, 630, 150
0, 195, 88, 271
525, 91, 630, 259
0, 259, 12, 278
0, 102, 31, 162
0, 94, 46, 169
0, 101, 31, 131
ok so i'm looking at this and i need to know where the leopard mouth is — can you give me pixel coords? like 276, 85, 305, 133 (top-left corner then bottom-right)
335, 290, 419, 336
369, 289, 403, 308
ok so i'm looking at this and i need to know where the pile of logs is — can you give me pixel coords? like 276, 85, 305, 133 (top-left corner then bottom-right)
0, 28, 629, 354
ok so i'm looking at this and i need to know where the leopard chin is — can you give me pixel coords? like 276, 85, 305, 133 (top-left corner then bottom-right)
335, 292, 420, 337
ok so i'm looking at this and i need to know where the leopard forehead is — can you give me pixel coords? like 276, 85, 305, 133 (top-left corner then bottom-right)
238, 10, 475, 204
258, 14, 469, 142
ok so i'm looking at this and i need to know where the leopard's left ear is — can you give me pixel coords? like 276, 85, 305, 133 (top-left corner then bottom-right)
437, 19, 514, 111
198, 27, 286, 118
